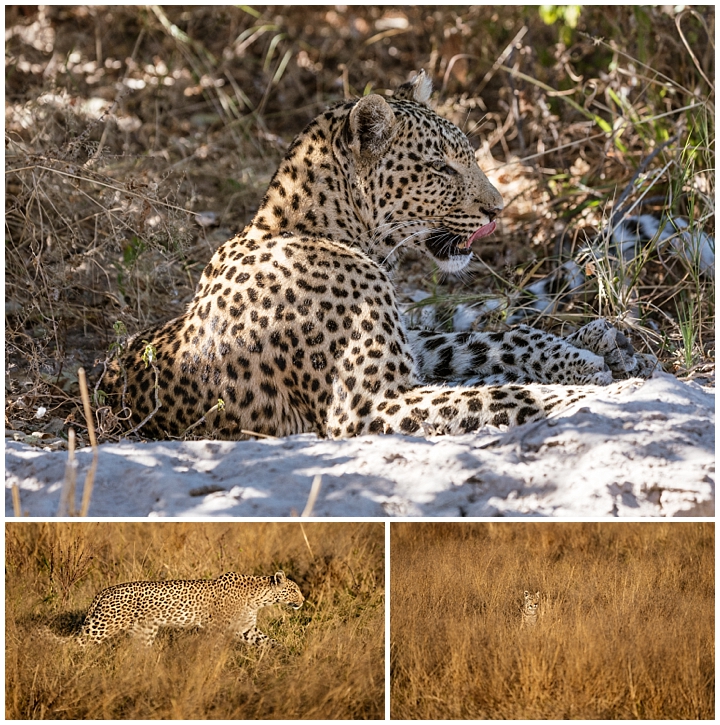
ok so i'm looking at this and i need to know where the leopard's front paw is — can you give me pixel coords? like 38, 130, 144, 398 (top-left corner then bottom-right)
565, 319, 652, 379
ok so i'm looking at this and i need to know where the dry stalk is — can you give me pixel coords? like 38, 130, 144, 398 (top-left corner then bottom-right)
301, 475, 323, 518
78, 368, 98, 517
59, 428, 77, 516
240, 429, 278, 440
179, 398, 225, 438
299, 521, 315, 560
124, 349, 162, 437
11, 484, 22, 518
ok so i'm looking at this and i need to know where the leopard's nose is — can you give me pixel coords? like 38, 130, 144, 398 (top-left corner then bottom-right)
483, 186, 504, 216
477, 192, 503, 220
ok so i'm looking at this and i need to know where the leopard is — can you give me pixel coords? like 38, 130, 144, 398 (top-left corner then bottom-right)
75, 570, 304, 647
521, 590, 541, 628
104, 69, 651, 440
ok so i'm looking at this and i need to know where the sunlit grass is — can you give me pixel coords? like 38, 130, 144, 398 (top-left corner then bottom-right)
391, 522, 714, 720
5, 522, 385, 719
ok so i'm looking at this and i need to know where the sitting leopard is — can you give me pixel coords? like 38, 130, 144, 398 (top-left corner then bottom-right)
75, 570, 303, 647
521, 590, 541, 628
105, 70, 652, 439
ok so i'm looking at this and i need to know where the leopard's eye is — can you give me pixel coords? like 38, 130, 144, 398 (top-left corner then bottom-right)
432, 160, 458, 175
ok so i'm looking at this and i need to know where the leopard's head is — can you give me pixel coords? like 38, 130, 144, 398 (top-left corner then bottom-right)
272, 571, 304, 609
523, 590, 540, 613
345, 70, 503, 274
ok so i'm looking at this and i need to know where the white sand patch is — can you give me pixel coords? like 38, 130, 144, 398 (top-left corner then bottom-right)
5, 372, 713, 518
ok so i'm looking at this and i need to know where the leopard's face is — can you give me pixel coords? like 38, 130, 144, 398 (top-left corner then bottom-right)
523, 590, 540, 614
271, 571, 305, 609
346, 74, 503, 274
221, 571, 304, 609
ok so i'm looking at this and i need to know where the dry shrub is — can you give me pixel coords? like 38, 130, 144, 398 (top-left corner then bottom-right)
5, 521, 384, 719
391, 522, 714, 719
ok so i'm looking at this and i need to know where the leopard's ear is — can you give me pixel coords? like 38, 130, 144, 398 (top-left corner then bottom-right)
348, 94, 397, 158
394, 69, 432, 106
524, 590, 530, 598
273, 571, 287, 586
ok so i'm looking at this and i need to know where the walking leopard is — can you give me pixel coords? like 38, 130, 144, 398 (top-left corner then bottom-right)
76, 571, 303, 646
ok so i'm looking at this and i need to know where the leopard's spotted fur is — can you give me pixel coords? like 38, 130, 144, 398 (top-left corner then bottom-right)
521, 590, 540, 628
105, 71, 648, 439
77, 571, 303, 646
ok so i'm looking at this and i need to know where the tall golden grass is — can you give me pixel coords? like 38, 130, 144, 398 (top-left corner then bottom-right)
5, 521, 384, 719
391, 522, 714, 719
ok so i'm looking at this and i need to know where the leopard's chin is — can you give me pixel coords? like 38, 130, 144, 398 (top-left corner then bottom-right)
424, 227, 471, 261
434, 253, 474, 275
424, 221, 497, 267
424, 224, 495, 274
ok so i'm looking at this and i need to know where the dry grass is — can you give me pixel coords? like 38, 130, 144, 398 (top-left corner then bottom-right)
5, 521, 385, 719
391, 522, 714, 720
5, 7, 714, 445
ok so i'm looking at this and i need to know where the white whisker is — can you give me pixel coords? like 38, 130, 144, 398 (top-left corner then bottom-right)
381, 228, 432, 266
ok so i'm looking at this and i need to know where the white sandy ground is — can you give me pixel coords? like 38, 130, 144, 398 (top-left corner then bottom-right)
5, 372, 714, 518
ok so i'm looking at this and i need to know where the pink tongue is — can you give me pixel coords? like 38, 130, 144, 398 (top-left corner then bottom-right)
463, 221, 497, 249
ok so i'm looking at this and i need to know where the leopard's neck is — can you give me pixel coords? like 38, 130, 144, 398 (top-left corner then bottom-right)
248, 106, 402, 272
